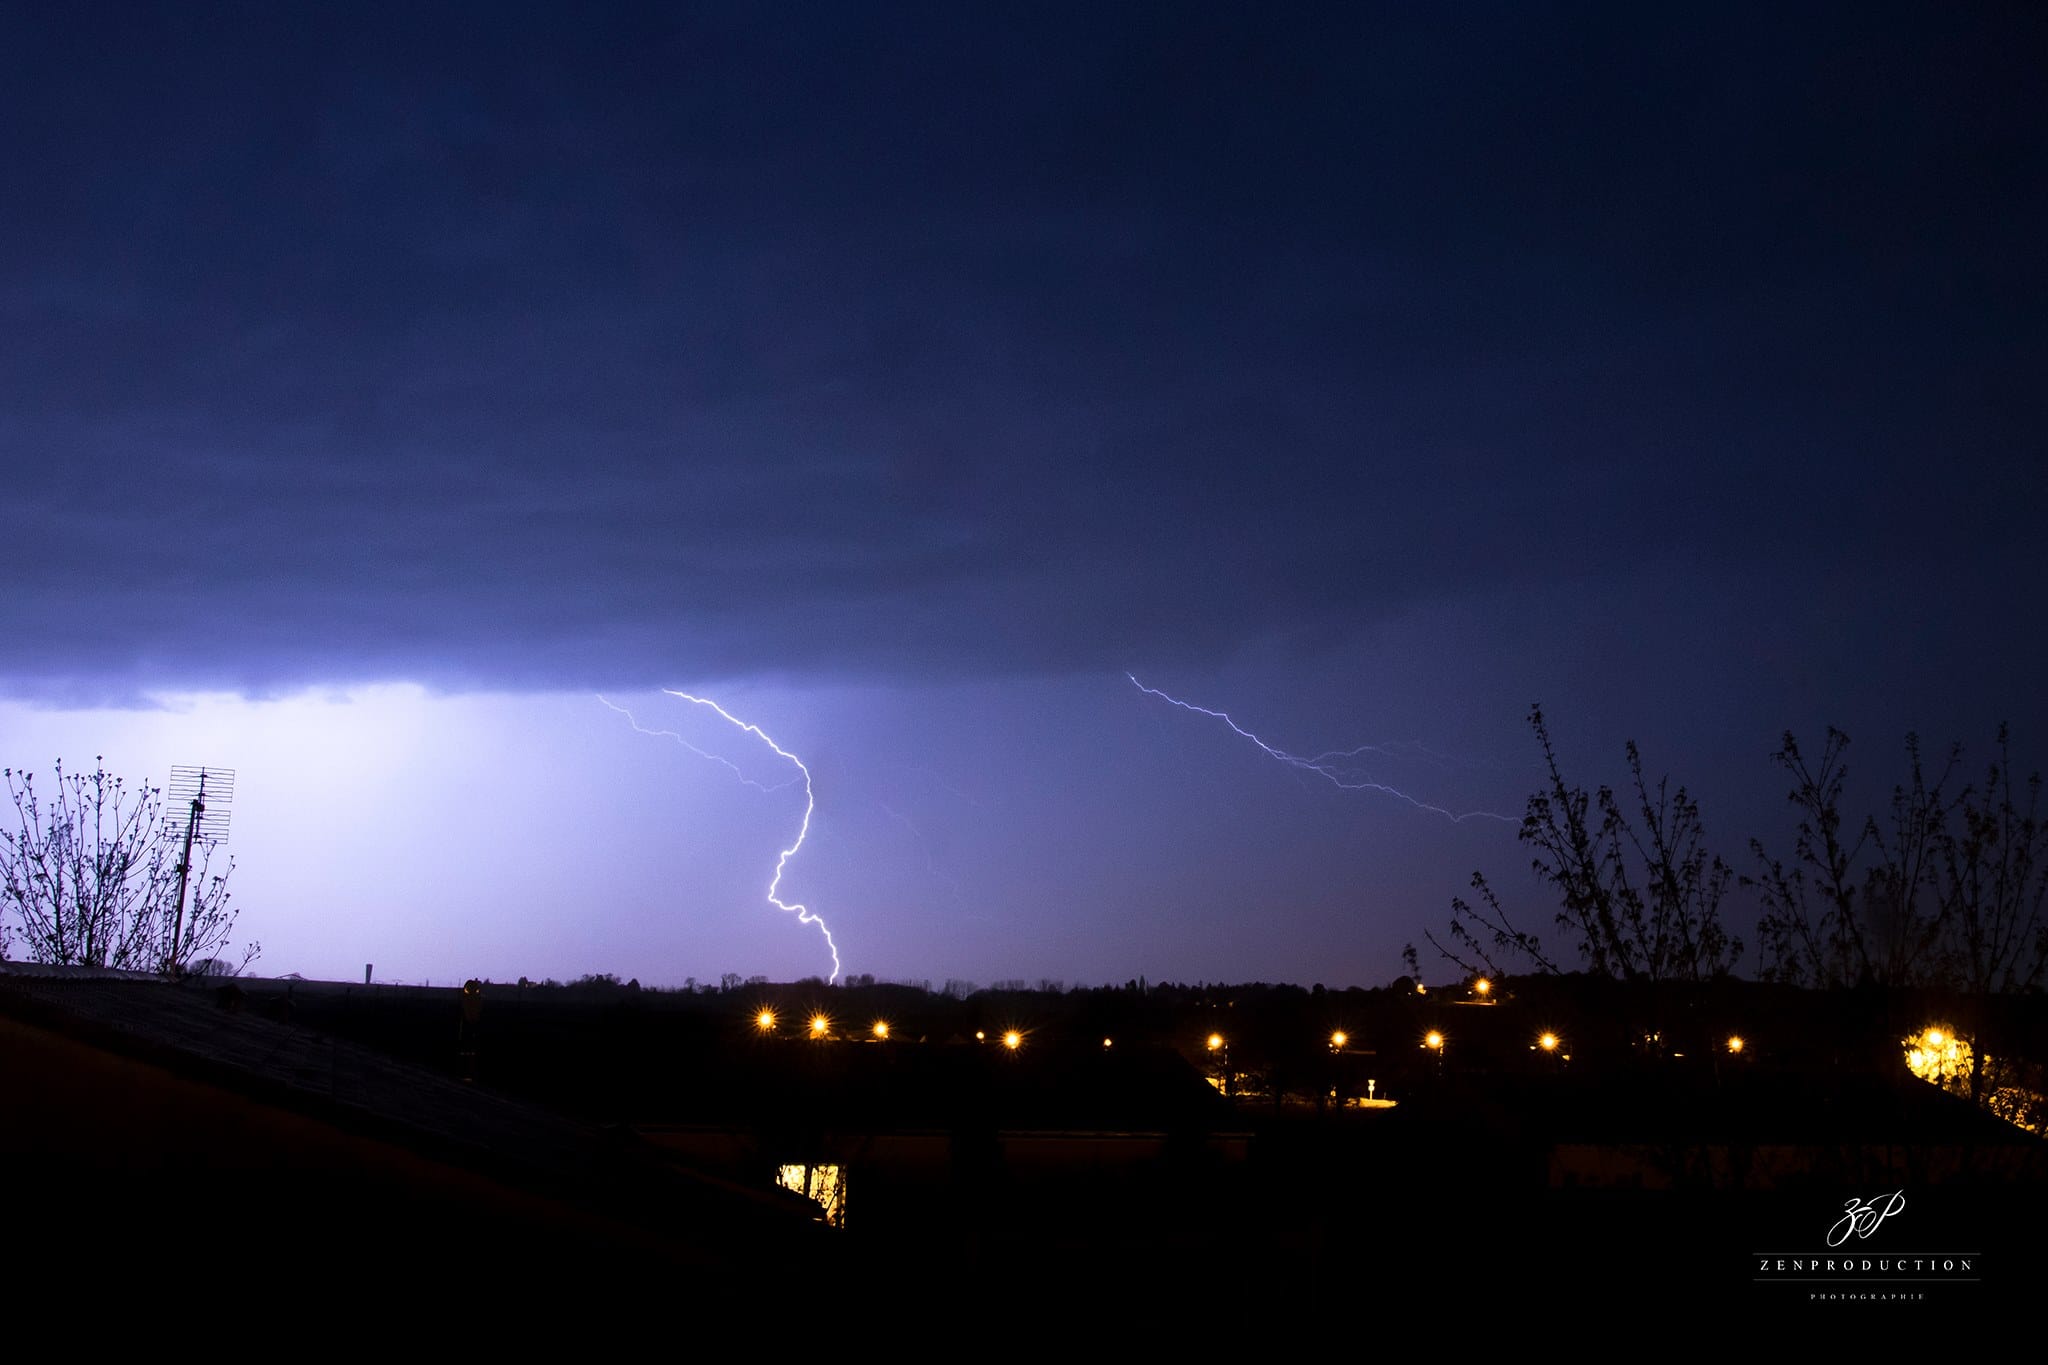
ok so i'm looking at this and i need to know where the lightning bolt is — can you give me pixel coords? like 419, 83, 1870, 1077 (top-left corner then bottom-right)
601, 690, 841, 981
597, 695, 801, 795
1127, 674, 1514, 824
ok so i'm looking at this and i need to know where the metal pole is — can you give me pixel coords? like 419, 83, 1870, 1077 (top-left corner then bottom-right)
168, 772, 206, 973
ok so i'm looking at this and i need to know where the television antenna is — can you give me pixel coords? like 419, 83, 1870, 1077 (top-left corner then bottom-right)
164, 766, 234, 972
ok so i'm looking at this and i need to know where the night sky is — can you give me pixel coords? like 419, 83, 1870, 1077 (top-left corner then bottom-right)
5, 3, 2044, 987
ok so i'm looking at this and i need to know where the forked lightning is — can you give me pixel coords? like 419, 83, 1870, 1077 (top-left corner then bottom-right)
601, 691, 841, 979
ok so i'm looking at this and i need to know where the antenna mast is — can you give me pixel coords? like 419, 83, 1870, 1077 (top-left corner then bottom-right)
164, 765, 234, 973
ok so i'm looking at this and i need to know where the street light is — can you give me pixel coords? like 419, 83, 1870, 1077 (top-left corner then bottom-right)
1205, 1032, 1230, 1096
756, 1009, 777, 1033
1424, 1030, 1444, 1051
1330, 1030, 1348, 1050
1726, 1034, 1745, 1054
810, 1013, 831, 1038
1537, 1032, 1559, 1052
1473, 978, 1492, 999
872, 1020, 890, 1040
1002, 1030, 1022, 1051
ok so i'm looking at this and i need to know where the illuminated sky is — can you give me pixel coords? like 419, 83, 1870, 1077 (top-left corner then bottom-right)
4, 5, 2044, 985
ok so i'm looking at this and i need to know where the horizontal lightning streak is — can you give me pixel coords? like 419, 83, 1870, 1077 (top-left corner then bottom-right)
1126, 674, 1514, 824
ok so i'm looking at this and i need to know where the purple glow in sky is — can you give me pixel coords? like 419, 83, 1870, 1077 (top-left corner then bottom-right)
4, 5, 2044, 986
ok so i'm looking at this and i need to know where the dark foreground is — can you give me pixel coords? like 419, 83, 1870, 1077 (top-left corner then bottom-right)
4, 968, 2042, 1330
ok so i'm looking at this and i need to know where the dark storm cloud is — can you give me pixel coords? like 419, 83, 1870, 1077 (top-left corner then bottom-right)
4, 4, 2043, 699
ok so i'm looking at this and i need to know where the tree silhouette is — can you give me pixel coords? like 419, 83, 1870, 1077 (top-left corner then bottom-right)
1434, 706, 1740, 984
1, 758, 254, 974
1937, 725, 2048, 998
1933, 726, 2048, 1110
1749, 729, 1960, 989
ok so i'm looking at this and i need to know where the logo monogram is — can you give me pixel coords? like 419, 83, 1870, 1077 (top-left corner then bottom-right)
1827, 1190, 1906, 1248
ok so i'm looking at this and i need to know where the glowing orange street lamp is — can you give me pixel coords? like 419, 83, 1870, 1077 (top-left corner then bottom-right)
1726, 1035, 1745, 1054
1424, 1030, 1445, 1052
810, 1013, 830, 1038
1473, 978, 1492, 999
1002, 1030, 1022, 1050
1537, 1032, 1559, 1052
872, 1020, 890, 1040
756, 1009, 777, 1033
1207, 1033, 1225, 1052
1330, 1030, 1348, 1050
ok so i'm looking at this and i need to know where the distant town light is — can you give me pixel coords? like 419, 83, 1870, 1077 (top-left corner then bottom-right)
1330, 1031, 1348, 1049
756, 1009, 777, 1033
1424, 1031, 1445, 1051
872, 1020, 889, 1040
1474, 978, 1492, 997
1102, 1037, 1113, 1049
1726, 1034, 1745, 1054
1207, 1033, 1225, 1052
810, 1013, 830, 1037
1003, 1030, 1022, 1050
976, 1030, 986, 1042
1537, 1032, 1559, 1052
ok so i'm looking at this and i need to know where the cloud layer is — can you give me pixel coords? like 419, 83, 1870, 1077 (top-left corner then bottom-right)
5, 5, 2043, 701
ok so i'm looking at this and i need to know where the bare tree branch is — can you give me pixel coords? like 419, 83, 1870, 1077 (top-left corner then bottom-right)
2, 759, 256, 974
